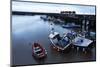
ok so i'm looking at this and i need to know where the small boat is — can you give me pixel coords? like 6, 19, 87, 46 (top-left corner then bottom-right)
32, 43, 47, 59
49, 32, 71, 51
53, 18, 64, 23
62, 23, 80, 28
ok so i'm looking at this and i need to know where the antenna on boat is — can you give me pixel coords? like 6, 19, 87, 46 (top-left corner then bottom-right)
50, 22, 55, 34
82, 16, 86, 37
85, 20, 90, 37
82, 19, 85, 33
86, 20, 89, 32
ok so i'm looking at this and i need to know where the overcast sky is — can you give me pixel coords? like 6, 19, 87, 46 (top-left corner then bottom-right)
12, 1, 95, 15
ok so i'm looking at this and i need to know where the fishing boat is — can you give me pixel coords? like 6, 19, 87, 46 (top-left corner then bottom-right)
72, 36, 93, 52
62, 23, 80, 28
32, 43, 47, 59
49, 32, 71, 51
40, 15, 48, 21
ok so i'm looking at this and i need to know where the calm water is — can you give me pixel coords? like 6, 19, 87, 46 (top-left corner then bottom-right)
12, 15, 96, 66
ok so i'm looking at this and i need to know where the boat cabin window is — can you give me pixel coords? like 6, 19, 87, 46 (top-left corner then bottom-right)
53, 38, 58, 44
56, 34, 61, 41
53, 34, 61, 41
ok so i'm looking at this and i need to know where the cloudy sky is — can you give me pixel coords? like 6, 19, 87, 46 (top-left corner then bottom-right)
12, 1, 95, 15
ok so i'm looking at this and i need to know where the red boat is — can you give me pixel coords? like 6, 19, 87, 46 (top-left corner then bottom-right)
32, 43, 47, 59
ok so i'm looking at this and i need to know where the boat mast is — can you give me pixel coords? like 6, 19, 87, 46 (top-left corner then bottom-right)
50, 22, 55, 34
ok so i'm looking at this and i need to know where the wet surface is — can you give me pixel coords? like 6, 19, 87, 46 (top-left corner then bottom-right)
12, 15, 96, 66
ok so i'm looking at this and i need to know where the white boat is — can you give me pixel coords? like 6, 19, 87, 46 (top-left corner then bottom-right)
72, 36, 93, 52
40, 15, 48, 21
49, 32, 71, 51
62, 23, 81, 28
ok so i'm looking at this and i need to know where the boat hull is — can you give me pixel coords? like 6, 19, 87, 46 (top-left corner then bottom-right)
32, 43, 47, 59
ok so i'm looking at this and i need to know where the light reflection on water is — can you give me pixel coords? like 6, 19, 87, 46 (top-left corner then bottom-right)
12, 15, 95, 65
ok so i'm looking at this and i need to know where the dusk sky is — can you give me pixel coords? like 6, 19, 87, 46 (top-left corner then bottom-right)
12, 1, 95, 15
